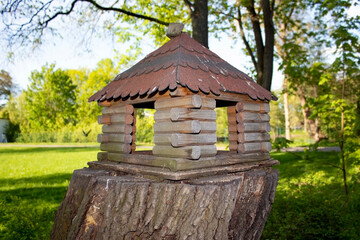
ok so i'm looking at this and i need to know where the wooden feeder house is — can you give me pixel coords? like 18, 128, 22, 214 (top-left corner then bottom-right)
51, 24, 279, 240
88, 23, 277, 180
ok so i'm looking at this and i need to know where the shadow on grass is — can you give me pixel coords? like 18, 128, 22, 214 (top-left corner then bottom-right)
0, 173, 72, 206
1, 186, 68, 205
0, 173, 73, 187
0, 147, 98, 154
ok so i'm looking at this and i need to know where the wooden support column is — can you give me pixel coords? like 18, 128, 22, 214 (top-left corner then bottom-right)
153, 95, 217, 160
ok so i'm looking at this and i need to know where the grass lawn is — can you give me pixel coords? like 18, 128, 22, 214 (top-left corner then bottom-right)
263, 151, 360, 239
0, 146, 359, 239
0, 146, 98, 239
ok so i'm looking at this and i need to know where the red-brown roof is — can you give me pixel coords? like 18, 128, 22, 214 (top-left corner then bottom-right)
89, 33, 274, 102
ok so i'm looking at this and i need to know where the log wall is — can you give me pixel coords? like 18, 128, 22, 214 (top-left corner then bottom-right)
97, 104, 136, 159
227, 101, 271, 154
153, 95, 217, 160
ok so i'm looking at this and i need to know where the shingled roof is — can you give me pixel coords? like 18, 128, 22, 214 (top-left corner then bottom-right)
89, 32, 274, 102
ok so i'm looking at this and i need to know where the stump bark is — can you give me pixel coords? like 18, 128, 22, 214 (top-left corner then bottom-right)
51, 167, 278, 240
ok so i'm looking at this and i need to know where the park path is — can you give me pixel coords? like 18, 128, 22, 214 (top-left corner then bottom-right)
284, 146, 340, 152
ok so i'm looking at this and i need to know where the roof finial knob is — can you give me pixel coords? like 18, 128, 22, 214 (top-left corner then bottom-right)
166, 23, 184, 38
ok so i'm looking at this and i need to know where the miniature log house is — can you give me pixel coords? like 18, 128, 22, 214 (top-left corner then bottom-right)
88, 24, 276, 180
51, 24, 279, 239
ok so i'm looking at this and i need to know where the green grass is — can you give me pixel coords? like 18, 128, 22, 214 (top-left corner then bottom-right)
262, 151, 360, 239
0, 147, 98, 240
0, 142, 99, 146
273, 130, 339, 148
0, 146, 359, 239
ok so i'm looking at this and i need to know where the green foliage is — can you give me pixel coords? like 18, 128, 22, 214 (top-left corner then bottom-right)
24, 64, 77, 131
5, 121, 20, 142
135, 109, 155, 144
15, 123, 101, 143
2, 59, 117, 143
1, 93, 28, 130
269, 91, 285, 132
215, 107, 228, 141
110, 0, 189, 47
70, 59, 117, 125
0, 70, 13, 101
272, 137, 293, 152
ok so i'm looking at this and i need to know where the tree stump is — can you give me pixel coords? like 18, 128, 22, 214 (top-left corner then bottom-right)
51, 166, 278, 240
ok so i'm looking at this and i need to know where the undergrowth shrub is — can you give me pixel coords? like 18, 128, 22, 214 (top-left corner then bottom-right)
272, 137, 293, 151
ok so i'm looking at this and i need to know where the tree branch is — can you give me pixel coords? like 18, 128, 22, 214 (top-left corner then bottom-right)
246, 0, 264, 53
236, 6, 257, 69
283, 6, 295, 34
183, 0, 194, 13
271, 0, 275, 11
323, 162, 343, 170
43, 0, 78, 28
80, 0, 169, 26
245, 0, 264, 85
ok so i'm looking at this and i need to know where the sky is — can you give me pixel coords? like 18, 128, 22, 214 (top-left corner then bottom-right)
1, 24, 286, 93
1, 3, 359, 95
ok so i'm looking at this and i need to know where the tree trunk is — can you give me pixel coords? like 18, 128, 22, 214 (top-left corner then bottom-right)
191, 0, 208, 48
51, 167, 278, 240
283, 78, 291, 140
261, 0, 275, 91
298, 90, 319, 141
236, 0, 274, 91
247, 1, 264, 89
303, 115, 308, 132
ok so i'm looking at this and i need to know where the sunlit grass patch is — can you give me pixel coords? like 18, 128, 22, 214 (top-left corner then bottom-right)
0, 147, 98, 239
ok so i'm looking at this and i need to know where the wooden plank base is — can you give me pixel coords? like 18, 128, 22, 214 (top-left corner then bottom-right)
88, 158, 278, 181
97, 151, 273, 172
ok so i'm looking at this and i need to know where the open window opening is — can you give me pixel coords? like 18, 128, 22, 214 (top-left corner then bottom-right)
132, 102, 155, 153
215, 107, 229, 151
215, 100, 237, 152
134, 108, 155, 152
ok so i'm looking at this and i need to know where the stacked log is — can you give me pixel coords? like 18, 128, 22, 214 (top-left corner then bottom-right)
97, 104, 135, 160
227, 101, 271, 154
153, 95, 217, 160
